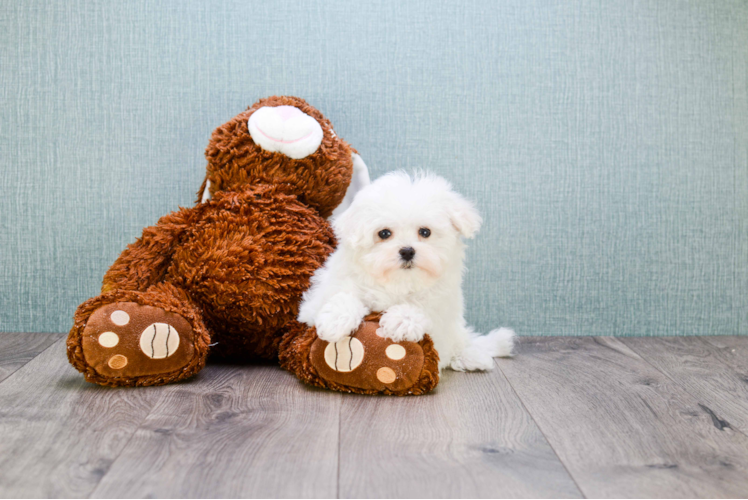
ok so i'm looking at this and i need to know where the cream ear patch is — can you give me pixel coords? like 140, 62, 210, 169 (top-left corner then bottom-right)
329, 153, 371, 220
324, 337, 364, 372
139, 323, 180, 359
110, 310, 130, 326
98, 332, 119, 348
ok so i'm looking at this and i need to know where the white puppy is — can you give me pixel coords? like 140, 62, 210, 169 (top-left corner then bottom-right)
298, 171, 515, 371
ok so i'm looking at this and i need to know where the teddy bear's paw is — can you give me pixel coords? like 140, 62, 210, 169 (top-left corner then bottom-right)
308, 313, 440, 395
377, 304, 431, 342
79, 302, 197, 381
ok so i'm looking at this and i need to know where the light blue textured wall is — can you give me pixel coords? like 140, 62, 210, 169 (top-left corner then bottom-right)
1, 0, 746, 336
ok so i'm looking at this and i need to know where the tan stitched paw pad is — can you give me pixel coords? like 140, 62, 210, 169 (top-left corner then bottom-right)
81, 302, 196, 379
310, 314, 428, 393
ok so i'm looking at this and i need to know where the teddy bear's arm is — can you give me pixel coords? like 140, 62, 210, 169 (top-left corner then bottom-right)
101, 207, 198, 293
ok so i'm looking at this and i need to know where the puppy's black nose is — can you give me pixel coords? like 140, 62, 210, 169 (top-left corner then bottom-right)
399, 247, 416, 262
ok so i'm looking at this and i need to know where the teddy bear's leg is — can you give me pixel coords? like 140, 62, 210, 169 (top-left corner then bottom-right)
67, 282, 211, 387
278, 316, 440, 396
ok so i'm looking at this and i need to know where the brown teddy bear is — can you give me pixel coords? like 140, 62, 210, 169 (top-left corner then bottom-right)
67, 96, 439, 395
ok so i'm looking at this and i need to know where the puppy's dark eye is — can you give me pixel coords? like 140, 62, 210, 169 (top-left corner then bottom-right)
418, 227, 431, 238
378, 229, 392, 240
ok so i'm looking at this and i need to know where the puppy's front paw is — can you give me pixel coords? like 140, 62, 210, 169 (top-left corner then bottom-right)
377, 305, 430, 342
315, 293, 368, 343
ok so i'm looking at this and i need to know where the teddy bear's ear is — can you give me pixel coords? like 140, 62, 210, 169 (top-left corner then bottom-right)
447, 190, 482, 239
330, 153, 370, 219
199, 179, 211, 203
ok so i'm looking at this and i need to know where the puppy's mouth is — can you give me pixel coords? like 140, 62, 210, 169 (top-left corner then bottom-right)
401, 261, 415, 270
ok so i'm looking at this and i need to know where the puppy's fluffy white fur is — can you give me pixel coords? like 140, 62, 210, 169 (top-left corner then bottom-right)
298, 172, 515, 371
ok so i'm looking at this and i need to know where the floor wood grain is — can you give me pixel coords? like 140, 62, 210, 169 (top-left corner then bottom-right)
90, 364, 342, 499
621, 336, 748, 435
2, 335, 748, 498
0, 339, 164, 498
0, 332, 61, 383
498, 337, 748, 498
338, 366, 582, 499
699, 336, 748, 377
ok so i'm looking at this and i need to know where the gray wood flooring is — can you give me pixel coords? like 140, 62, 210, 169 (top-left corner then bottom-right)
1, 334, 747, 498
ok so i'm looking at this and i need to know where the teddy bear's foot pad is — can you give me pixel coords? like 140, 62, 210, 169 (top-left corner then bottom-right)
81, 302, 197, 380
309, 315, 439, 395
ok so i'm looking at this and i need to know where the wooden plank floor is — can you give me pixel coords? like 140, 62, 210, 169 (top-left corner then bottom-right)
1, 334, 747, 498
0, 332, 60, 383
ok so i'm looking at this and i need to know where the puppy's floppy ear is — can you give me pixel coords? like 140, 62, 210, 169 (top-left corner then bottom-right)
331, 204, 367, 248
447, 191, 482, 239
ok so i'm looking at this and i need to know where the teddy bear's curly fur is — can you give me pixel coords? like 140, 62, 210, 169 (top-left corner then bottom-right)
67, 96, 440, 395
67, 96, 351, 385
